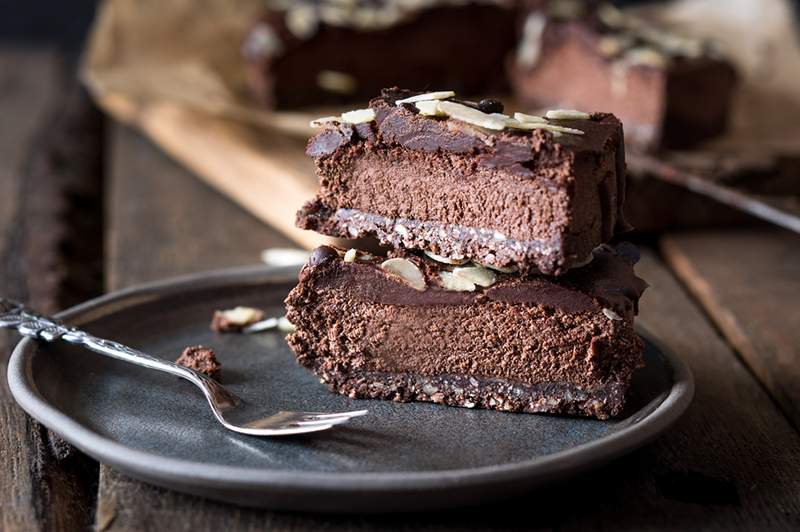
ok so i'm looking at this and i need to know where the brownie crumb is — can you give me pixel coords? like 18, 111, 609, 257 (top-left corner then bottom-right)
210, 306, 265, 333
176, 345, 221, 380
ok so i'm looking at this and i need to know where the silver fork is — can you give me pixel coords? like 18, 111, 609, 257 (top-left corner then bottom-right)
0, 298, 367, 436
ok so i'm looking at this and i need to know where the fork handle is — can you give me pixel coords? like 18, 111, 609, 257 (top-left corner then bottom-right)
0, 297, 231, 396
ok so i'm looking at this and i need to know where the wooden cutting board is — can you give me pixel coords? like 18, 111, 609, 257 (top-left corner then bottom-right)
101, 94, 330, 249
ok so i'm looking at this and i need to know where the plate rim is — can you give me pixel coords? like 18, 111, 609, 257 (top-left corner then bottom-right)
8, 264, 694, 494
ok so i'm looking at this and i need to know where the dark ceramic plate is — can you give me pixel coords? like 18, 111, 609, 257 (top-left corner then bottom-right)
8, 265, 693, 513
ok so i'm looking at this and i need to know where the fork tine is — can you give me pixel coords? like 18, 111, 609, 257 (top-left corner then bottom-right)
293, 416, 356, 427
298, 409, 369, 420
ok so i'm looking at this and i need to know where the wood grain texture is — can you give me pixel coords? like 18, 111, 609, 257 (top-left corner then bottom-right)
101, 98, 325, 249
0, 49, 102, 532
99, 124, 800, 530
662, 228, 800, 430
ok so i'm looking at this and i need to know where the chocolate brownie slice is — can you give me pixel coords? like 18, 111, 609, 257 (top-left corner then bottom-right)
284, 243, 647, 419
508, 1, 737, 151
297, 88, 629, 276
243, 1, 518, 109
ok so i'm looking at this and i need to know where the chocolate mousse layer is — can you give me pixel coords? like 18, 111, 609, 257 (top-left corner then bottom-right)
284, 243, 647, 419
297, 88, 629, 276
508, 2, 737, 151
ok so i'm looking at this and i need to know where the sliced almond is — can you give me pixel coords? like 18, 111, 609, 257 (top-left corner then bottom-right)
317, 70, 357, 94
343, 248, 358, 263
424, 250, 468, 265
277, 316, 296, 332
340, 108, 376, 124
514, 112, 547, 123
545, 109, 592, 120
533, 123, 585, 135
219, 306, 264, 327
602, 308, 623, 321
453, 266, 497, 288
309, 116, 340, 128
437, 101, 507, 131
380, 258, 426, 291
625, 47, 668, 68
286, 5, 318, 39
517, 13, 546, 68
415, 100, 447, 117
598, 35, 632, 57
598, 3, 627, 28
395, 91, 455, 105
476, 261, 519, 274
438, 271, 476, 292
505, 118, 542, 131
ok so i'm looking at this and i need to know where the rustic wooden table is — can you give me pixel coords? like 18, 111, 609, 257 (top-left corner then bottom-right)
1, 48, 800, 531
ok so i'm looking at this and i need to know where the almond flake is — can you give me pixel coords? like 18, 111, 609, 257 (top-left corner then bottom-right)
476, 261, 519, 274
514, 112, 547, 123
532, 123, 585, 135
505, 118, 542, 130
437, 100, 507, 130
309, 116, 340, 128
395, 91, 455, 105
415, 100, 447, 117
453, 266, 497, 288
317, 70, 357, 94
343, 248, 357, 263
598, 3, 627, 28
625, 47, 668, 68
277, 316, 296, 333
220, 306, 263, 327
381, 258, 426, 291
438, 271, 476, 292
286, 5, 318, 39
602, 308, 623, 321
340, 108, 376, 124
424, 250, 468, 265
545, 109, 591, 120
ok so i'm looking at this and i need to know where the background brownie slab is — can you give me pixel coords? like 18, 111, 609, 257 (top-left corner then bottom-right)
243, 1, 518, 109
284, 244, 647, 419
298, 89, 629, 276
508, 2, 737, 151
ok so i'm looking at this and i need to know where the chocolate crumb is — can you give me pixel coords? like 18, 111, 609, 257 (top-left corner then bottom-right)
176, 345, 221, 380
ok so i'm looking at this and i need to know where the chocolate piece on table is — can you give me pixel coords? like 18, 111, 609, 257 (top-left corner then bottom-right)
176, 345, 222, 381
285, 244, 648, 420
508, 1, 737, 151
297, 88, 629, 276
243, 1, 518, 109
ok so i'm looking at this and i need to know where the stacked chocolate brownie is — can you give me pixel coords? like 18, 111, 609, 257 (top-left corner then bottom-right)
285, 88, 648, 419
509, 1, 738, 151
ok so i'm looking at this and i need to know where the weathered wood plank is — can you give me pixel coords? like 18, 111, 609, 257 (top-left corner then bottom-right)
0, 49, 103, 532
662, 228, 800, 430
100, 121, 800, 529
